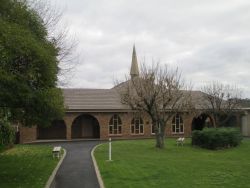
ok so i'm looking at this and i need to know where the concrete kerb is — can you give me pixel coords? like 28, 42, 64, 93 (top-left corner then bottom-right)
26, 138, 101, 144
91, 144, 105, 188
45, 148, 67, 188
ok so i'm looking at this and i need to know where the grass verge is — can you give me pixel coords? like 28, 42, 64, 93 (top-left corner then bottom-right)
94, 138, 250, 188
0, 145, 60, 188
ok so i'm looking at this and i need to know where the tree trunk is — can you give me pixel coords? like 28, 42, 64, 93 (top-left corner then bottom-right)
155, 122, 165, 148
213, 114, 218, 128
155, 132, 165, 148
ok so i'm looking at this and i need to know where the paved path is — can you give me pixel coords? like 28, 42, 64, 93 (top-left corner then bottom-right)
51, 141, 102, 188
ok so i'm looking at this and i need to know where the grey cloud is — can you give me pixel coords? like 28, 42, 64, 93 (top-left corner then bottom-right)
177, 39, 250, 97
53, 0, 250, 97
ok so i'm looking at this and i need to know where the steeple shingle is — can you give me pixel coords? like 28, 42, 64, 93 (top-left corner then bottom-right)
130, 45, 139, 79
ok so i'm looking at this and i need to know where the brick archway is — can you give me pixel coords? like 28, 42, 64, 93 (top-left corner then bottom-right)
71, 114, 100, 139
192, 113, 214, 131
37, 120, 66, 139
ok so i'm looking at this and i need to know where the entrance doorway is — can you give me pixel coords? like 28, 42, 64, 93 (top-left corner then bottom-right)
71, 114, 100, 139
37, 120, 66, 139
192, 113, 213, 131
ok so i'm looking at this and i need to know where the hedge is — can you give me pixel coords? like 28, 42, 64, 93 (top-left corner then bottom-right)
0, 119, 15, 147
192, 127, 242, 150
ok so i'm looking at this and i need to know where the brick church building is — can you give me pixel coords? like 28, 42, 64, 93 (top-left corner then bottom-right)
19, 47, 245, 143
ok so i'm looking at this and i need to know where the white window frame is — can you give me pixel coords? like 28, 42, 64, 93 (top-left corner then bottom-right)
151, 124, 159, 135
131, 117, 144, 135
172, 114, 184, 134
109, 114, 122, 135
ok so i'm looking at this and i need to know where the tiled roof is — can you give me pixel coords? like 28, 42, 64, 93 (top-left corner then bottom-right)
62, 88, 209, 111
62, 88, 130, 111
188, 90, 210, 109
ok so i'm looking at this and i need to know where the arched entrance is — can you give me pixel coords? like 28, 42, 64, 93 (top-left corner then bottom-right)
192, 113, 214, 131
37, 120, 66, 139
71, 114, 100, 139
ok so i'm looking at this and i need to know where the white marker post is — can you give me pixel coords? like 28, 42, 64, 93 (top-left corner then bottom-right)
109, 137, 112, 161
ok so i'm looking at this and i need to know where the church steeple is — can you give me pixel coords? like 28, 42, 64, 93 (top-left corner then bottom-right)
130, 45, 139, 79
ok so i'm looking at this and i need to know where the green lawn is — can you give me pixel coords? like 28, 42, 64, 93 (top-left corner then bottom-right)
94, 138, 250, 188
0, 145, 60, 188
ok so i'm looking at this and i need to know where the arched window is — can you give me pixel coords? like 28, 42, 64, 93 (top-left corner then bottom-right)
109, 114, 122, 135
172, 114, 184, 134
131, 117, 144, 135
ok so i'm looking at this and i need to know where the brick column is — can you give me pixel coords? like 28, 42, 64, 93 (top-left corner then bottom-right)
122, 113, 131, 138
95, 113, 110, 140
64, 114, 76, 140
184, 113, 194, 137
20, 125, 37, 143
143, 114, 152, 137
66, 124, 71, 140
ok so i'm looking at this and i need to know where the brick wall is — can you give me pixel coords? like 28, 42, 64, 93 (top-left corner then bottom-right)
19, 111, 217, 143
20, 126, 37, 143
94, 112, 194, 140
94, 112, 154, 140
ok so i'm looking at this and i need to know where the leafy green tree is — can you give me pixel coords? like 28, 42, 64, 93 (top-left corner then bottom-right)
0, 118, 15, 147
0, 0, 64, 127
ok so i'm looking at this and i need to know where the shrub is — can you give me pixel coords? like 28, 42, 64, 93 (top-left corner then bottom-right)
0, 119, 15, 147
192, 127, 242, 150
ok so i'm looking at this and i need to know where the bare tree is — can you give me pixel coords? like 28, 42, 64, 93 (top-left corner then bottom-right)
118, 63, 191, 148
29, 0, 79, 86
201, 82, 241, 127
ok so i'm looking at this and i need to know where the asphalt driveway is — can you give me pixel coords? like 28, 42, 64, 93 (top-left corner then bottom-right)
51, 140, 102, 188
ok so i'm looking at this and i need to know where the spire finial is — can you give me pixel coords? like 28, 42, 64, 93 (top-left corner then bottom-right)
130, 45, 139, 79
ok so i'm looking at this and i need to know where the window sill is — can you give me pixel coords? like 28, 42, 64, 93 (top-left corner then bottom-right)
131, 134, 144, 136
109, 134, 123, 137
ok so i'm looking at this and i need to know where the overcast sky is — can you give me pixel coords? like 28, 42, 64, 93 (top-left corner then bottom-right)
51, 0, 250, 98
